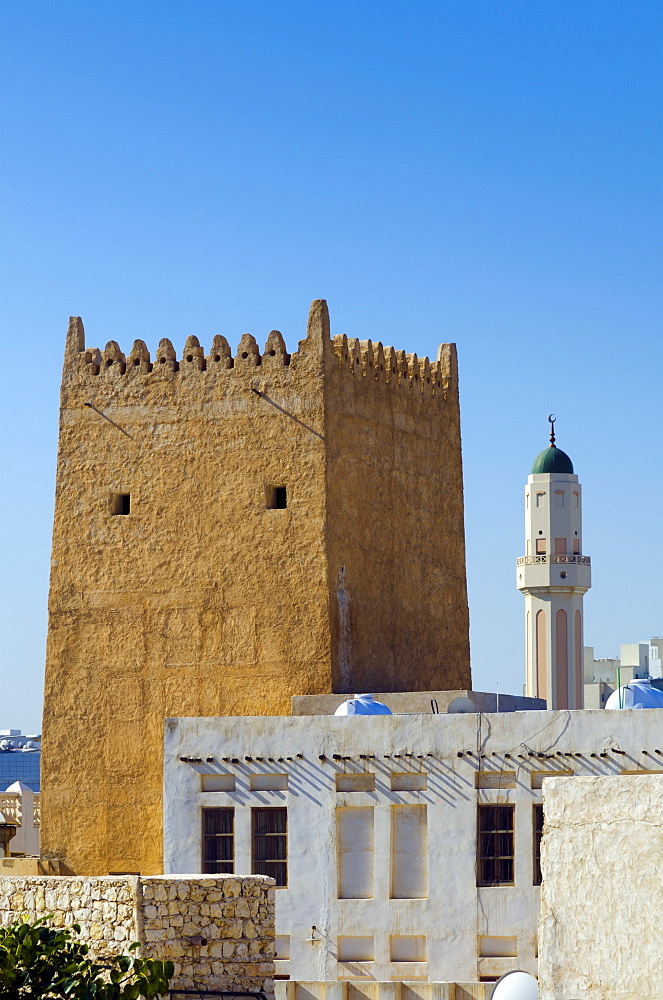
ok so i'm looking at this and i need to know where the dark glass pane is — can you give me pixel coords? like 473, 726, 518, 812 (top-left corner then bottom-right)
252, 808, 287, 886
204, 808, 234, 835
202, 809, 234, 874
253, 808, 286, 835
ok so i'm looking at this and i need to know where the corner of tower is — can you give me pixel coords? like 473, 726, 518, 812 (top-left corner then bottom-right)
62, 316, 85, 385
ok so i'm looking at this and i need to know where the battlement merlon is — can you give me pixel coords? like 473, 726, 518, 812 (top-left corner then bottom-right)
61, 299, 458, 399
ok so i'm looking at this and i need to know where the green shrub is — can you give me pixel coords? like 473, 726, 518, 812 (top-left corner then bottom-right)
0, 916, 174, 998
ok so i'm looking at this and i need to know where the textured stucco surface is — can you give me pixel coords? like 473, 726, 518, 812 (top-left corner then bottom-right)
166, 709, 663, 985
0, 875, 274, 995
42, 300, 469, 876
539, 774, 663, 1000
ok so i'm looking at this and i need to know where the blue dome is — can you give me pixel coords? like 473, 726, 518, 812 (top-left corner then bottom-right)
334, 694, 392, 716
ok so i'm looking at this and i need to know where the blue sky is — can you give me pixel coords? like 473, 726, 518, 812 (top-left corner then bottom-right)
1, 1, 662, 733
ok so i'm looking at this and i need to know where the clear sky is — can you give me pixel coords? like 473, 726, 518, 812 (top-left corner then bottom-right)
1, 1, 662, 734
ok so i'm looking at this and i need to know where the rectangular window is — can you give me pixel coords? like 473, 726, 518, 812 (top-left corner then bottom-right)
477, 805, 514, 886
202, 807, 234, 874
390, 936, 427, 962
555, 537, 566, 554
252, 807, 287, 886
573, 539, 580, 554
573, 492, 579, 507
533, 804, 544, 885
479, 936, 517, 958
275, 935, 290, 960
475, 770, 517, 789
111, 493, 130, 515
391, 804, 428, 898
337, 807, 374, 898
391, 772, 427, 792
530, 770, 573, 789
536, 539, 547, 555
536, 492, 545, 507
266, 486, 287, 509
250, 773, 288, 791
555, 491, 564, 506
336, 773, 375, 792
337, 937, 374, 962
201, 774, 236, 792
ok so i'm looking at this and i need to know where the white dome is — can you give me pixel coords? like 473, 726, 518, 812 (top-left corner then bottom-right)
605, 678, 663, 710
492, 971, 538, 1000
334, 694, 392, 716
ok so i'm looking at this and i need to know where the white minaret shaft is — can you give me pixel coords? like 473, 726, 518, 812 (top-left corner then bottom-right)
516, 419, 591, 708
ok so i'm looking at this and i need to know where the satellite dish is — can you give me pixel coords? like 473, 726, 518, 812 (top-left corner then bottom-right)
447, 696, 476, 714
492, 971, 538, 1000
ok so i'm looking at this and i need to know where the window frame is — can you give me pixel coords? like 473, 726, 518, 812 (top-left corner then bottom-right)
477, 804, 515, 886
252, 806, 288, 887
202, 806, 234, 874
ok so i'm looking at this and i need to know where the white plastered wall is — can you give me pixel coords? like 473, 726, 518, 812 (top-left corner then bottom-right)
164, 709, 663, 986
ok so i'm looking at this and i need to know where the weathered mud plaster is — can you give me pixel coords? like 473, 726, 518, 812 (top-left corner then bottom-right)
539, 774, 663, 1000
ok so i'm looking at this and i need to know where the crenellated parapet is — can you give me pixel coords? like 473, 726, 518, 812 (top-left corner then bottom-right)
331, 335, 451, 396
63, 300, 457, 401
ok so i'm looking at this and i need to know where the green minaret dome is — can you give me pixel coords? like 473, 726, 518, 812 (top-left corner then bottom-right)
531, 446, 574, 475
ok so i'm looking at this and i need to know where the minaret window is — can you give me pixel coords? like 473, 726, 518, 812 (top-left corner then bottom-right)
555, 491, 564, 506
555, 538, 566, 554
573, 539, 580, 554
536, 539, 546, 555
573, 492, 579, 507
536, 492, 545, 507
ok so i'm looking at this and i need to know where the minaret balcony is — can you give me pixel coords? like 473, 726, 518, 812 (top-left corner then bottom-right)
517, 554, 591, 567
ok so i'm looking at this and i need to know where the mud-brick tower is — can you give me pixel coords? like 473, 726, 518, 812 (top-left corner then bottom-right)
42, 300, 470, 875
516, 418, 591, 709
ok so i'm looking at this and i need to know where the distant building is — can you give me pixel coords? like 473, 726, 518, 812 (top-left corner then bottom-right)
0, 731, 41, 792
516, 419, 590, 709
584, 643, 657, 709
0, 780, 40, 857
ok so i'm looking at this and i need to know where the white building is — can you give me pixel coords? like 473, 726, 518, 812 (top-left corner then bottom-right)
584, 642, 658, 708
516, 420, 590, 708
0, 781, 40, 858
163, 699, 663, 987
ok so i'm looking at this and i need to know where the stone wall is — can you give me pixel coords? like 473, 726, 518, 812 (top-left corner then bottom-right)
0, 874, 274, 995
539, 774, 663, 1000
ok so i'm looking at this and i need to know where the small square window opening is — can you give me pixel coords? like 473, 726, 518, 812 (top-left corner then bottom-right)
111, 493, 130, 515
266, 486, 287, 510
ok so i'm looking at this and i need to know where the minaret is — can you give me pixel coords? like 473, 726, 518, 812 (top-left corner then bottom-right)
516, 417, 591, 708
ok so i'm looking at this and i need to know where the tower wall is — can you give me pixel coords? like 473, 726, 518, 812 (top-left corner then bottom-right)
42, 301, 470, 875
325, 336, 469, 692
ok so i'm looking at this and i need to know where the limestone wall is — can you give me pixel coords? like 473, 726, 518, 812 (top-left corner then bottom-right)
0, 874, 274, 995
539, 774, 663, 1000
